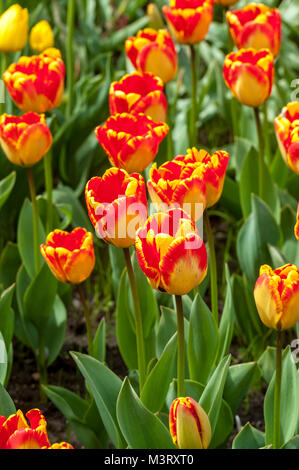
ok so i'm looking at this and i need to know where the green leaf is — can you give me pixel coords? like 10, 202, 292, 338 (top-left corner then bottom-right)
17, 199, 45, 279
216, 266, 235, 363
117, 377, 175, 449
0, 242, 21, 290
232, 423, 265, 449
257, 346, 276, 384
264, 347, 299, 447
223, 362, 261, 415
45, 296, 67, 366
93, 317, 106, 363
209, 399, 233, 449
199, 355, 231, 434
0, 171, 16, 211
0, 284, 15, 349
23, 263, 57, 331
141, 333, 177, 413
71, 352, 125, 448
0, 382, 16, 416
282, 435, 299, 449
237, 195, 280, 285
187, 294, 218, 385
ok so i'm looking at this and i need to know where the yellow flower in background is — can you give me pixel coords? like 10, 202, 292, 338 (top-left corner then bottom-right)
0, 4, 28, 52
30, 20, 54, 53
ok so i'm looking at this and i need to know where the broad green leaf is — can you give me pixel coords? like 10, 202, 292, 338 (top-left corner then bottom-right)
258, 346, 276, 384
117, 377, 175, 449
209, 399, 233, 449
93, 318, 106, 363
141, 333, 177, 413
0, 284, 15, 349
282, 435, 299, 449
199, 355, 231, 434
0, 242, 20, 290
17, 199, 45, 279
0, 171, 16, 211
0, 382, 16, 416
223, 362, 261, 415
216, 266, 235, 363
187, 294, 218, 385
45, 296, 67, 366
236, 195, 280, 285
71, 352, 125, 448
264, 347, 299, 447
233, 423, 265, 449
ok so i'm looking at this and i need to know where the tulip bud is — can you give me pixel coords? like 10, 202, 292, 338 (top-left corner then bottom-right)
147, 3, 164, 29
169, 397, 211, 449
30, 20, 54, 53
295, 204, 299, 242
0, 4, 28, 53
214, 0, 239, 5
254, 264, 299, 330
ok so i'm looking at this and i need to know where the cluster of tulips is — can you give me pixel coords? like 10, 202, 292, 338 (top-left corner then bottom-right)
0, 0, 298, 450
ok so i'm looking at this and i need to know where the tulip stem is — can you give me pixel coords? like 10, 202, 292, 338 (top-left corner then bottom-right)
273, 327, 282, 449
66, 0, 75, 117
263, 101, 271, 166
254, 106, 266, 201
26, 167, 40, 275
204, 210, 218, 326
44, 151, 53, 233
78, 283, 93, 356
189, 44, 197, 147
175, 294, 185, 398
123, 247, 146, 394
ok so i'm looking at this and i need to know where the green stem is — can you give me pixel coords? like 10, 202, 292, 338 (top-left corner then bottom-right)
254, 106, 266, 201
166, 84, 174, 161
123, 247, 146, 393
273, 327, 282, 449
26, 167, 40, 275
189, 44, 197, 147
78, 283, 93, 356
175, 295, 185, 398
263, 101, 271, 166
204, 210, 218, 326
66, 0, 75, 117
44, 151, 53, 233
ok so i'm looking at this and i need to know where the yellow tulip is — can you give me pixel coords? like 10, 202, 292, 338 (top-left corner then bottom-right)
30, 20, 54, 53
0, 4, 28, 52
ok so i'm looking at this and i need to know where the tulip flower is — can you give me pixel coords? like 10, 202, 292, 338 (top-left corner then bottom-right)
162, 0, 214, 45
40, 227, 95, 284
0, 4, 28, 53
274, 102, 299, 175
254, 264, 299, 330
226, 3, 281, 57
30, 20, 54, 53
3, 48, 65, 113
85, 167, 147, 248
0, 409, 73, 449
135, 208, 207, 295
223, 48, 274, 107
295, 205, 299, 241
0, 112, 52, 167
109, 72, 167, 123
125, 28, 177, 84
95, 113, 169, 174
148, 148, 229, 220
169, 397, 211, 449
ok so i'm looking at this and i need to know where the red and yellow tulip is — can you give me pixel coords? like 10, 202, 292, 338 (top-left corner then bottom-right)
162, 0, 214, 45
135, 208, 207, 295
40, 227, 95, 284
147, 148, 229, 220
169, 397, 211, 449
226, 3, 281, 57
223, 48, 274, 107
95, 113, 169, 174
0, 409, 73, 449
3, 48, 65, 113
109, 72, 167, 123
0, 4, 28, 53
0, 112, 52, 167
29, 20, 54, 53
254, 264, 299, 330
85, 167, 147, 248
274, 102, 299, 175
125, 28, 177, 84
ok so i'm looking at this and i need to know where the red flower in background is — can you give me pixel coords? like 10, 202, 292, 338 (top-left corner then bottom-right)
109, 72, 167, 123
125, 28, 177, 83
274, 102, 299, 175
